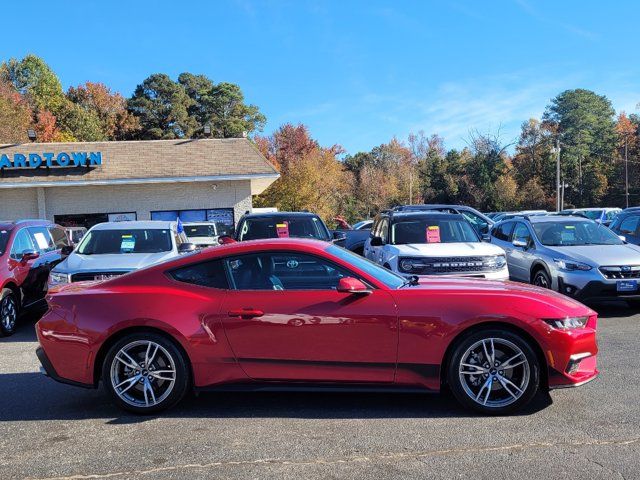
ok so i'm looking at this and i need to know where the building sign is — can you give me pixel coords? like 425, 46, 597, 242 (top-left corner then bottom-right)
0, 151, 103, 170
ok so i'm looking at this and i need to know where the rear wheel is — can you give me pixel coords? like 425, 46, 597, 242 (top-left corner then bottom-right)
532, 268, 552, 289
102, 332, 190, 414
447, 329, 540, 414
0, 289, 18, 337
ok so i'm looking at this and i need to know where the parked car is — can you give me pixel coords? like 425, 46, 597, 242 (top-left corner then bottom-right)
183, 222, 219, 248
0, 219, 72, 336
352, 219, 373, 230
222, 211, 347, 247
489, 215, 640, 306
64, 226, 87, 245
364, 211, 509, 280
608, 209, 640, 245
37, 238, 598, 415
561, 208, 621, 226
391, 204, 494, 235
49, 221, 195, 285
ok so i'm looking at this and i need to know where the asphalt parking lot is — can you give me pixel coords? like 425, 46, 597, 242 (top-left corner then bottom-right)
1, 303, 639, 480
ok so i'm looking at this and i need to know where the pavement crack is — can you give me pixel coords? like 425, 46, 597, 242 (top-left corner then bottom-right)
25, 436, 640, 480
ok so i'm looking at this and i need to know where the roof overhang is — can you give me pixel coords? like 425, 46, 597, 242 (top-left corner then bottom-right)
0, 173, 280, 196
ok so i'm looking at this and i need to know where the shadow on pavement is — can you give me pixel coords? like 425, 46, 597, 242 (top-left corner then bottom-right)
0, 369, 553, 424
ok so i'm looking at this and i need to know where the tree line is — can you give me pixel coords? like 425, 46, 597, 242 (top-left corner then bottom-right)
1, 55, 639, 224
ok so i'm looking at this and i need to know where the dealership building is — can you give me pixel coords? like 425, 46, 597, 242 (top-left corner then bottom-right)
0, 138, 279, 233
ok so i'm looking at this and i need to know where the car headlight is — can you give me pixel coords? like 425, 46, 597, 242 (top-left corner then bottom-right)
553, 258, 592, 271
48, 272, 71, 286
484, 254, 507, 269
544, 316, 589, 330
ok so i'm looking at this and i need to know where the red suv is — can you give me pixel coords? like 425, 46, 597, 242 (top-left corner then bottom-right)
0, 220, 71, 336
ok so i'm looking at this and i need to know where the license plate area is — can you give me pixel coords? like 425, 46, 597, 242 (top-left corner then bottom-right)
617, 280, 638, 292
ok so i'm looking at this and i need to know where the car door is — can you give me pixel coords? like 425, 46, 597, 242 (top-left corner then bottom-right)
489, 221, 515, 277
7, 228, 39, 305
617, 214, 640, 245
363, 215, 382, 262
218, 250, 398, 383
509, 222, 536, 281
26, 226, 57, 303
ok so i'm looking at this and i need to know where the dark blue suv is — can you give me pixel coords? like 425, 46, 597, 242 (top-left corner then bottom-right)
609, 208, 640, 246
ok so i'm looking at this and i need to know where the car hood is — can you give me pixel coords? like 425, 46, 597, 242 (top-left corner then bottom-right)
393, 242, 505, 256
408, 277, 594, 318
54, 251, 177, 273
546, 244, 640, 266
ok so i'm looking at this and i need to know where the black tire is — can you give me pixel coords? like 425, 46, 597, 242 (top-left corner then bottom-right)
532, 268, 552, 289
0, 288, 19, 337
447, 329, 540, 415
102, 332, 190, 414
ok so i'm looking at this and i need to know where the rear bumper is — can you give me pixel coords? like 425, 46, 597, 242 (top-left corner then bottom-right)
36, 346, 95, 389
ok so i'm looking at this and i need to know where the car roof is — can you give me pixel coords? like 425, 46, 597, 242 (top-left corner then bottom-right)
90, 221, 176, 230
388, 211, 462, 221
0, 219, 54, 230
528, 215, 593, 224
241, 211, 320, 219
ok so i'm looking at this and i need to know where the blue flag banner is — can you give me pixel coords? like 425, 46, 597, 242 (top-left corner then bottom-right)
176, 217, 184, 234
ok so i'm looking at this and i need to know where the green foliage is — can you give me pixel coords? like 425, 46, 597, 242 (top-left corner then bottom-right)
0, 54, 65, 112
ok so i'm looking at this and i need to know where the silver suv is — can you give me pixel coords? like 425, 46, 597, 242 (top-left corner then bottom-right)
489, 215, 640, 306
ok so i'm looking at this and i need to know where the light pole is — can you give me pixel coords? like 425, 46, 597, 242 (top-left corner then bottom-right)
552, 141, 561, 212
624, 134, 629, 208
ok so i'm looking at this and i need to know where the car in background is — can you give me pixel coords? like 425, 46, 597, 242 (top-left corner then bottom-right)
0, 219, 72, 336
49, 221, 195, 286
391, 204, 494, 236
561, 208, 621, 226
489, 214, 640, 306
609, 208, 640, 245
64, 226, 87, 246
494, 211, 549, 222
222, 211, 347, 247
37, 238, 598, 415
352, 219, 373, 230
183, 222, 219, 248
364, 211, 508, 280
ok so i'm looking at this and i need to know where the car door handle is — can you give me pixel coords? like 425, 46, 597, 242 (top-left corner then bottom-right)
228, 308, 264, 319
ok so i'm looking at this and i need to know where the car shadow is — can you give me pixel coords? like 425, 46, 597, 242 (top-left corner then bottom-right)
588, 300, 639, 318
0, 369, 553, 423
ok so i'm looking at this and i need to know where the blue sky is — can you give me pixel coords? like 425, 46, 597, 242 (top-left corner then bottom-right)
2, 1, 639, 154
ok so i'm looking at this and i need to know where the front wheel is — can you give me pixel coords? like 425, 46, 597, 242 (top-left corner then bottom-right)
0, 289, 18, 337
532, 269, 552, 289
102, 333, 190, 414
447, 329, 540, 414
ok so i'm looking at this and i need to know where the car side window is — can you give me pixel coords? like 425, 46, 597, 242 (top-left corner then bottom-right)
10, 229, 35, 260
491, 222, 514, 241
379, 218, 389, 244
371, 216, 381, 238
27, 227, 55, 253
169, 259, 229, 289
619, 215, 640, 235
225, 252, 355, 291
512, 223, 532, 246
48, 226, 70, 249
461, 211, 489, 235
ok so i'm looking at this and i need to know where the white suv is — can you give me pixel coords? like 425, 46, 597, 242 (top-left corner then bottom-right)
364, 211, 509, 280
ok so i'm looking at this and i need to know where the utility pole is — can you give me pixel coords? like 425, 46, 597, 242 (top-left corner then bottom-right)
625, 135, 629, 208
553, 140, 561, 212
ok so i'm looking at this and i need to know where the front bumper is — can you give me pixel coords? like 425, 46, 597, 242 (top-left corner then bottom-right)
401, 269, 509, 281
557, 275, 640, 302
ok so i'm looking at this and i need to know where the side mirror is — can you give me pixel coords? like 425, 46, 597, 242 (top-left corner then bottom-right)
512, 238, 528, 249
178, 243, 197, 254
60, 245, 74, 256
20, 249, 40, 262
370, 236, 383, 247
332, 231, 347, 245
481, 234, 491, 242
336, 277, 372, 295
217, 235, 236, 245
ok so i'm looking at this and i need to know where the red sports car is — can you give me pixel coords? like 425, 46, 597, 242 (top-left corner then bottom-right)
36, 239, 598, 414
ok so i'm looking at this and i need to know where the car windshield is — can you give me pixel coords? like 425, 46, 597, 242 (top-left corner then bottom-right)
238, 216, 330, 241
533, 221, 624, 246
0, 229, 11, 255
185, 225, 216, 237
326, 245, 405, 289
391, 217, 479, 245
77, 229, 173, 254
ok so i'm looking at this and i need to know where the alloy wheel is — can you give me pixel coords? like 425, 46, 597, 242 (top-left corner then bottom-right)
534, 272, 550, 288
458, 337, 530, 409
1, 295, 17, 332
110, 340, 177, 408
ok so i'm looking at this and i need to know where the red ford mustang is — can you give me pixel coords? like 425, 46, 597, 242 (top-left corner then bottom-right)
36, 239, 598, 415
